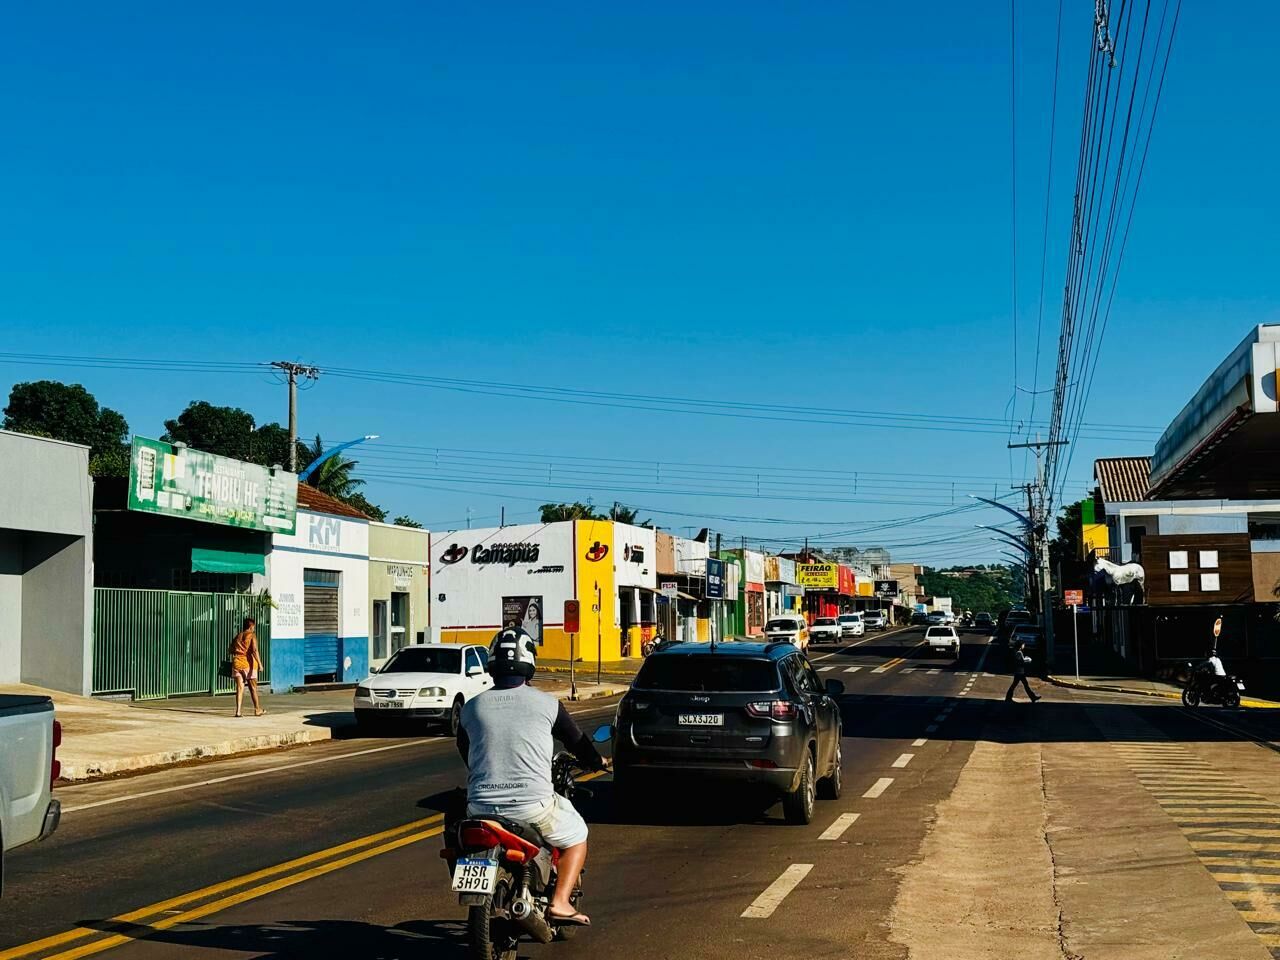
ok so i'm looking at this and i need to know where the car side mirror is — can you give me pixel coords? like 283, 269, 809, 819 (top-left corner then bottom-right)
369, 666, 379, 675
592, 724, 615, 744
824, 679, 845, 698
467, 666, 483, 677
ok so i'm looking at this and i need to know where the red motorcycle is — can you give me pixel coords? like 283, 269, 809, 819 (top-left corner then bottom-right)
442, 728, 610, 960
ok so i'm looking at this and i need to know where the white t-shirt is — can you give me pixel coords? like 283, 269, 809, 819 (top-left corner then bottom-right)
1207, 655, 1226, 677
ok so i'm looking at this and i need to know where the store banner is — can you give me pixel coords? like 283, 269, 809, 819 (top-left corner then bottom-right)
744, 550, 765, 585
764, 556, 780, 582
705, 557, 726, 599
128, 436, 297, 534
796, 563, 838, 589
777, 557, 796, 584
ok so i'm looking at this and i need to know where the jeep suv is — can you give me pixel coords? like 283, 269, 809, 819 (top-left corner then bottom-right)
612, 641, 844, 824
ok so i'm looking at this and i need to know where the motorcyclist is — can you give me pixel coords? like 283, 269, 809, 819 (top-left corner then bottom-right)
456, 627, 606, 927
1196, 647, 1228, 697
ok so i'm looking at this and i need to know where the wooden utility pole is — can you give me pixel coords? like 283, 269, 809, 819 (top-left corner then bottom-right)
270, 361, 320, 472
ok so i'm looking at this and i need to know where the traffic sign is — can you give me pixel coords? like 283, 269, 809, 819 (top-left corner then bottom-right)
1064, 589, 1084, 606
660, 582, 678, 599
564, 600, 580, 634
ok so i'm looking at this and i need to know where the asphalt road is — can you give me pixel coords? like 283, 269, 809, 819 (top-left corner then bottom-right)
4, 627, 1278, 960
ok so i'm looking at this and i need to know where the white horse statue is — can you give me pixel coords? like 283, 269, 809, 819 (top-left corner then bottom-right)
1094, 557, 1146, 603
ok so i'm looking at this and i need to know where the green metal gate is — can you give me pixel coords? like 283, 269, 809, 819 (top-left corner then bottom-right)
93, 588, 273, 700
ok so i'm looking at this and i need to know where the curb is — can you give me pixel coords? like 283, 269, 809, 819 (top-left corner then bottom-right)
1047, 675, 1280, 709
58, 726, 340, 782
565, 687, 625, 703
541, 666, 637, 681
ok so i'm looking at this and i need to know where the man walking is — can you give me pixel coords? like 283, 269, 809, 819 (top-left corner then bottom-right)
1006, 640, 1041, 703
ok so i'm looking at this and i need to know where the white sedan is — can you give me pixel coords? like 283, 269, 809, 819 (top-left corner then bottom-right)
809, 617, 843, 643
354, 643, 493, 735
925, 626, 961, 659
837, 613, 866, 638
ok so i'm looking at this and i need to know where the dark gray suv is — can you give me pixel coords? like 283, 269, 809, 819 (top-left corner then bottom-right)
612, 641, 844, 824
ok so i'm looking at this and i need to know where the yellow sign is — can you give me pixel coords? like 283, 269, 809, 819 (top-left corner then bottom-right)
796, 563, 838, 588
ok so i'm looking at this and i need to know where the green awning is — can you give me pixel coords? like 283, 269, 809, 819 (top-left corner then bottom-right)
191, 546, 266, 575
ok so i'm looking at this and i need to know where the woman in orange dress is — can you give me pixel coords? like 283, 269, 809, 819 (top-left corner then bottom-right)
229, 617, 265, 717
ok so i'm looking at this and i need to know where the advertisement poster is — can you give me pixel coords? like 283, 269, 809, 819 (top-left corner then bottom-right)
796, 563, 839, 589
502, 595, 544, 645
128, 436, 298, 534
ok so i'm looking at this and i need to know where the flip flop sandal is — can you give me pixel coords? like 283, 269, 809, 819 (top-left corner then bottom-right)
547, 910, 591, 927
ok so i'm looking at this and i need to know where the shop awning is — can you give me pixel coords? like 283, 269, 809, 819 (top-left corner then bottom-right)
677, 591, 699, 602
191, 546, 266, 575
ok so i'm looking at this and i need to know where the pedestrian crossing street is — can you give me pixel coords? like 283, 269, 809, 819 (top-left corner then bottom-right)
1114, 742, 1280, 958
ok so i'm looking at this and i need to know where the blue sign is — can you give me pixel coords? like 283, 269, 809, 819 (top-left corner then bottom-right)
705, 557, 725, 599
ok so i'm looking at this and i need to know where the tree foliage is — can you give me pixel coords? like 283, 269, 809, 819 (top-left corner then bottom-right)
304, 435, 366, 499
918, 565, 1020, 615
3, 380, 130, 476
343, 491, 387, 522
539, 502, 603, 522
609, 502, 651, 526
393, 515, 423, 528
162, 401, 306, 468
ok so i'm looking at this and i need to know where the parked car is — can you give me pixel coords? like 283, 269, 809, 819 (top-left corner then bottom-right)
925, 626, 961, 659
612, 641, 844, 824
925, 611, 948, 627
354, 643, 493, 735
1009, 625, 1045, 664
764, 615, 810, 650
972, 612, 995, 633
997, 609, 1035, 646
863, 611, 888, 631
809, 617, 842, 644
1, 695, 61, 896
911, 611, 930, 626
837, 613, 865, 638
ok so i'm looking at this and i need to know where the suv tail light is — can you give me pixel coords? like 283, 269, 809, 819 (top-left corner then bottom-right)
746, 700, 798, 721
51, 719, 62, 786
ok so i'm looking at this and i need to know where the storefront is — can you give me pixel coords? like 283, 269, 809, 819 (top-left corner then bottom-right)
368, 522, 431, 670
798, 562, 840, 622
673, 535, 713, 642
268, 487, 370, 689
432, 519, 654, 663
765, 556, 799, 618
838, 565, 858, 612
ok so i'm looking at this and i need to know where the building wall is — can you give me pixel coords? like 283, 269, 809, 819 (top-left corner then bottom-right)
1252, 551, 1280, 603
268, 510, 370, 689
1143, 533, 1253, 605
655, 532, 676, 575
0, 532, 22, 684
21, 535, 93, 693
0, 432, 93, 537
368, 522, 430, 668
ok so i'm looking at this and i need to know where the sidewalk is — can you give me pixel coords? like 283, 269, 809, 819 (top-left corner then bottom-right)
1046, 672, 1280, 709
3, 676, 626, 783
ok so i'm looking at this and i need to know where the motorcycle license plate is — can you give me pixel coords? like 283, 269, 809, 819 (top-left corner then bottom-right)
1237, 682, 1246, 690
679, 713, 723, 726
452, 857, 499, 895
375, 701, 404, 709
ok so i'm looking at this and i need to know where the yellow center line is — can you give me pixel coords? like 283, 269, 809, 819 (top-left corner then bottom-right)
0, 814, 444, 960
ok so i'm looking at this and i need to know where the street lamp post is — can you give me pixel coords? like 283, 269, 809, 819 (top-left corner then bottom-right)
298, 435, 380, 483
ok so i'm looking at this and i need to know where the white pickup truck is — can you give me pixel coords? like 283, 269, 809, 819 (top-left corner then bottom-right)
0, 694, 62, 895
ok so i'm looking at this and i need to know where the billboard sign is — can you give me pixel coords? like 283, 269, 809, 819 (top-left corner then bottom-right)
502, 595, 544, 644
874, 579, 900, 597
128, 436, 297, 534
797, 563, 839, 589
705, 558, 725, 599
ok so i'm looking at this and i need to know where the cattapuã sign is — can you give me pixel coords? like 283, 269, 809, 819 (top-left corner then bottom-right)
128, 436, 298, 534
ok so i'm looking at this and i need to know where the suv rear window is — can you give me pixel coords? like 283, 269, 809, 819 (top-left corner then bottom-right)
765, 619, 799, 632
926, 627, 953, 638
633, 656, 780, 692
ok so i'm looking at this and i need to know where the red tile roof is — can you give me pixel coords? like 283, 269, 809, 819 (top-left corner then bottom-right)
297, 484, 371, 519
1094, 457, 1152, 504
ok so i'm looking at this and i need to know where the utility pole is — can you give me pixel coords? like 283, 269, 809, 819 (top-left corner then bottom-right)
1008, 438, 1069, 666
270, 361, 320, 472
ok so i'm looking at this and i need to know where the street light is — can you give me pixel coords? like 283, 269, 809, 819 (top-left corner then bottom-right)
978, 524, 1033, 555
298, 435, 380, 483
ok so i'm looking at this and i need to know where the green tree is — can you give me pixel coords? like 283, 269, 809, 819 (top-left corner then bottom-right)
610, 502, 651, 526
162, 401, 305, 468
539, 502, 603, 522
3, 380, 130, 476
250, 422, 310, 470
1050, 499, 1090, 596
919, 565, 1018, 615
304, 435, 367, 500
343, 492, 387, 522
393, 516, 423, 528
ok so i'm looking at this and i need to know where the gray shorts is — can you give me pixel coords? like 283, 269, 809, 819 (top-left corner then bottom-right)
468, 794, 589, 848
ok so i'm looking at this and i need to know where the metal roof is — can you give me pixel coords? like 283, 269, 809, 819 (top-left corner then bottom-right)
1094, 456, 1152, 504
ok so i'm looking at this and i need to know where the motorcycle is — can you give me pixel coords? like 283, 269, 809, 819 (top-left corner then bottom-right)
1181, 662, 1245, 709
443, 726, 612, 960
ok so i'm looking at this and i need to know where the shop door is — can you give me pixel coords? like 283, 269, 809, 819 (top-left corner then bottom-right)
390, 592, 409, 655
303, 569, 341, 682
372, 600, 389, 663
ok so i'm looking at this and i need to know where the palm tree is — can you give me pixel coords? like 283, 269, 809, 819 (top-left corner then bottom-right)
610, 502, 651, 526
304, 435, 366, 499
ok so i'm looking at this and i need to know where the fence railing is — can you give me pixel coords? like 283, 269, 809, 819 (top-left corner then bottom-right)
93, 588, 272, 700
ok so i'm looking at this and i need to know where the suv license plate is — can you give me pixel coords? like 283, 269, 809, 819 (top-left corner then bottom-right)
679, 713, 723, 726
452, 857, 499, 894
375, 701, 404, 710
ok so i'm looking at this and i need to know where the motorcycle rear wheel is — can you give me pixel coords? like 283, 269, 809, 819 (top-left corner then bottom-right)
468, 874, 518, 960
1223, 689, 1241, 709
1182, 688, 1201, 708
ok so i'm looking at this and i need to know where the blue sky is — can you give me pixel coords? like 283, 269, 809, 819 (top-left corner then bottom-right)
2, 2, 1276, 565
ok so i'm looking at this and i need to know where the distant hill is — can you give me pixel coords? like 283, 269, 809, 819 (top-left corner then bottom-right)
918, 565, 1020, 615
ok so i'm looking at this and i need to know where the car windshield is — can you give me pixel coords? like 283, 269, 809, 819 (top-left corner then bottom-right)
765, 619, 799, 632
633, 656, 780, 692
926, 627, 953, 637
381, 647, 462, 674
838, 615, 860, 622
815, 618, 838, 626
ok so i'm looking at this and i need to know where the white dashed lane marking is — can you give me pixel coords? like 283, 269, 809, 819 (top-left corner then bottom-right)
844, 666, 862, 674
927, 669, 940, 675
912, 737, 928, 747
818, 666, 837, 672
863, 777, 894, 799
871, 665, 891, 673
893, 753, 914, 768
901, 668, 917, 674
819, 812, 861, 841
741, 863, 814, 918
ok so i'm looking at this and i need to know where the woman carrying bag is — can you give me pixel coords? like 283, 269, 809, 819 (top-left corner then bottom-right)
228, 617, 266, 717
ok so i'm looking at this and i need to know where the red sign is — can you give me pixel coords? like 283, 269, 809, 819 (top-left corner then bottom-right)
1064, 590, 1084, 606
563, 600, 581, 634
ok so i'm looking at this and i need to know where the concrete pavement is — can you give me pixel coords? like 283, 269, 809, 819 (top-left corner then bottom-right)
5, 630, 1280, 959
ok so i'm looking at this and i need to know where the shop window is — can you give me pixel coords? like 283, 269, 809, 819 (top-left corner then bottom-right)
373, 600, 389, 661
1128, 526, 1147, 560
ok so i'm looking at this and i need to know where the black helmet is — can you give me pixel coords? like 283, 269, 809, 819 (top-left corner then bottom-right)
488, 627, 538, 681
